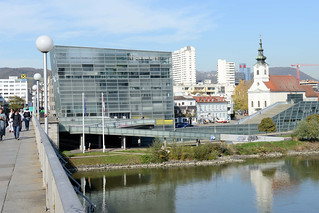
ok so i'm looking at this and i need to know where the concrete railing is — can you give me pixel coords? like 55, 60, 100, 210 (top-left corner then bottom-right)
33, 117, 85, 213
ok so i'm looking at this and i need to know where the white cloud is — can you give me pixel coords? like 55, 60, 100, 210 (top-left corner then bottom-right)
0, 0, 215, 43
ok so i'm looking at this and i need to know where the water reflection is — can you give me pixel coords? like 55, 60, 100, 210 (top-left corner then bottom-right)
73, 156, 319, 213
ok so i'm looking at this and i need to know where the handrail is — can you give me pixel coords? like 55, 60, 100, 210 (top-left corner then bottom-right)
32, 117, 86, 213
48, 137, 96, 212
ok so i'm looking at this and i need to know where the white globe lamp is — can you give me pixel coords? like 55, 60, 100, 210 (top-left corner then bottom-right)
34, 73, 41, 81
36, 35, 53, 134
36, 36, 53, 53
32, 85, 37, 91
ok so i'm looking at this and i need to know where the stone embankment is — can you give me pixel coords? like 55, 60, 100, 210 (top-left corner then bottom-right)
75, 150, 319, 171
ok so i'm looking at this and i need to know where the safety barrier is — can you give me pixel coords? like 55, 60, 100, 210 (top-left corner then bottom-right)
33, 117, 85, 213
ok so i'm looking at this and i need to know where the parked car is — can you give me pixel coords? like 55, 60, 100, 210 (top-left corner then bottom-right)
216, 118, 229, 123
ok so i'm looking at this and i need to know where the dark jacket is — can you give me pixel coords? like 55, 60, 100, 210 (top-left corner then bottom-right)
23, 110, 31, 119
11, 113, 22, 127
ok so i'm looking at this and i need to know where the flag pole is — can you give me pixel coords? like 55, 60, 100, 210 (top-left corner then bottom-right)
82, 92, 85, 153
102, 92, 105, 153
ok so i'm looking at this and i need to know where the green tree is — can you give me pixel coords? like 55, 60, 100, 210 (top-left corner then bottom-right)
7, 96, 25, 110
306, 114, 319, 123
258, 117, 276, 134
232, 80, 252, 112
292, 117, 319, 142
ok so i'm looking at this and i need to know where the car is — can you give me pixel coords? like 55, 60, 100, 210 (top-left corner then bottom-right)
217, 118, 229, 123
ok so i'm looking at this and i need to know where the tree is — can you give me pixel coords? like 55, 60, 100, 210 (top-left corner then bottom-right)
232, 80, 252, 112
258, 117, 276, 134
306, 114, 319, 123
292, 115, 319, 142
7, 96, 25, 110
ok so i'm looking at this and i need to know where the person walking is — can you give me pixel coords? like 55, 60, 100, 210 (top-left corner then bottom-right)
0, 108, 6, 141
8, 109, 14, 133
23, 107, 31, 131
11, 110, 22, 140
19, 109, 24, 131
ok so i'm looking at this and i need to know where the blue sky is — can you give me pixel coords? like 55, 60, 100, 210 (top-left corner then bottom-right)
0, 0, 319, 78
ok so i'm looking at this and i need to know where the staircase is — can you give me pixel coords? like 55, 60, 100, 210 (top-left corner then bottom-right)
242, 103, 294, 124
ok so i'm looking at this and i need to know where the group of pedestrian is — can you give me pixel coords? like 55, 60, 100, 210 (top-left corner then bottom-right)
0, 107, 32, 141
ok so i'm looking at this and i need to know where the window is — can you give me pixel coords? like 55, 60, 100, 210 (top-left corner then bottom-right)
251, 101, 253, 107
264, 70, 266, 75
257, 70, 259, 75
265, 101, 267, 107
257, 82, 259, 86
258, 101, 260, 107
182, 102, 184, 105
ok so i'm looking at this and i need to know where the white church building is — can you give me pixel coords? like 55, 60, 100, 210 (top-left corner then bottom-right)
248, 37, 318, 115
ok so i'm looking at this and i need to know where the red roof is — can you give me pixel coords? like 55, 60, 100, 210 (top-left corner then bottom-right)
264, 75, 318, 98
193, 96, 227, 103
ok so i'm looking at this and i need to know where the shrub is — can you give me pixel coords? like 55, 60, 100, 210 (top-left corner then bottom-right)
169, 142, 183, 160
258, 117, 276, 134
292, 120, 319, 142
306, 114, 319, 123
150, 138, 168, 163
192, 143, 213, 161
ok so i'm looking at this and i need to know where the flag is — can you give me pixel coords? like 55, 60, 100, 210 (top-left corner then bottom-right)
102, 93, 106, 116
84, 97, 87, 116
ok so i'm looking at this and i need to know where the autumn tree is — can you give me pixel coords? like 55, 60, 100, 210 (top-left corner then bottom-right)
258, 117, 276, 134
232, 80, 252, 112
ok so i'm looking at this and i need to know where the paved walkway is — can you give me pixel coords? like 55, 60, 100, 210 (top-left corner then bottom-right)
0, 122, 46, 212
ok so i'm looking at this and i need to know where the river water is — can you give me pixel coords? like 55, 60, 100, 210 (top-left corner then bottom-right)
73, 155, 319, 213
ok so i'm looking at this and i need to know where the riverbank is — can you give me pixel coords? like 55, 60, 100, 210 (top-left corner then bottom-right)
64, 140, 319, 171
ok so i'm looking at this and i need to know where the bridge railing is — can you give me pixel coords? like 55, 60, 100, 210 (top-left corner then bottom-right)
32, 117, 85, 213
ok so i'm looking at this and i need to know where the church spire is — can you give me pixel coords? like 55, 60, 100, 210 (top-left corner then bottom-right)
256, 34, 267, 64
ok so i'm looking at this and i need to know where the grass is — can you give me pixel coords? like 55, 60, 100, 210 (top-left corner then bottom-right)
63, 140, 319, 167
69, 154, 145, 166
232, 140, 303, 155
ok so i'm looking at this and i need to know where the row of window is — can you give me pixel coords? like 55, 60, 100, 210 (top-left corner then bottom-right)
251, 100, 267, 108
199, 104, 227, 111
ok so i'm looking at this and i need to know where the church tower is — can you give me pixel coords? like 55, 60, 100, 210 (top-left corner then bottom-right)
253, 35, 269, 83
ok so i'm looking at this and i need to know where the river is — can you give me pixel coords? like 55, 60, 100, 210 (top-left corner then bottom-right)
73, 155, 319, 213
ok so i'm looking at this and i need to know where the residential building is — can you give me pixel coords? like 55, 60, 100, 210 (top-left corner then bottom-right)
0, 76, 28, 105
172, 46, 196, 85
193, 96, 229, 122
217, 59, 235, 86
248, 37, 319, 115
50, 45, 174, 130
174, 95, 196, 114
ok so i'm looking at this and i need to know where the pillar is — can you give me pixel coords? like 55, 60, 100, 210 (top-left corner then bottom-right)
123, 136, 126, 150
164, 137, 167, 148
138, 137, 141, 147
98, 135, 102, 149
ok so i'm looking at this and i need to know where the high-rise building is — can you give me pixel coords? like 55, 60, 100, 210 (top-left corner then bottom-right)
172, 46, 196, 85
0, 76, 28, 105
217, 59, 235, 85
239, 63, 251, 82
50, 46, 174, 130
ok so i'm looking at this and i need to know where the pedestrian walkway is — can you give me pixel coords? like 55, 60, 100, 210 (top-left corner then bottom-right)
0, 122, 45, 212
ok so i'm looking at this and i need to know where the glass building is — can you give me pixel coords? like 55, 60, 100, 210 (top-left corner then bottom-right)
50, 46, 174, 130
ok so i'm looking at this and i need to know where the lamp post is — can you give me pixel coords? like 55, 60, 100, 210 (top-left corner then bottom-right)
32, 88, 36, 116
36, 36, 53, 134
34, 73, 41, 120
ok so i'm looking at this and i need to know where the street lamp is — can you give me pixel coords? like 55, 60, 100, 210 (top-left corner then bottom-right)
32, 85, 37, 117
36, 36, 53, 134
34, 73, 41, 120
31, 95, 36, 116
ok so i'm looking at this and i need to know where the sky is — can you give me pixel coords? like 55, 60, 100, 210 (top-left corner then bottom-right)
0, 0, 319, 78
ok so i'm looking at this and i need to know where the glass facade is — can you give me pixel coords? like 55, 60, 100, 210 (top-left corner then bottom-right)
50, 46, 174, 130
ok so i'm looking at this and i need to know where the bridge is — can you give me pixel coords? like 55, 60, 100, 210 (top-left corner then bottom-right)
0, 118, 89, 212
